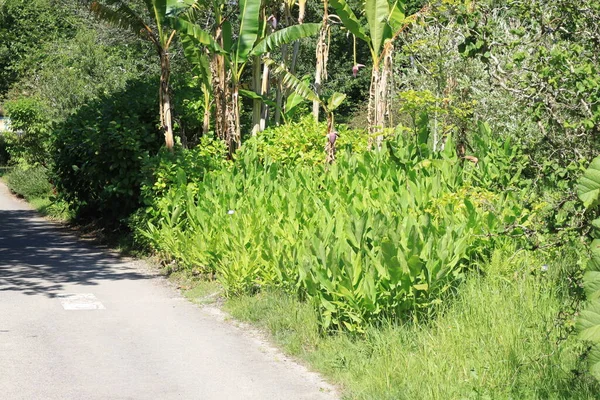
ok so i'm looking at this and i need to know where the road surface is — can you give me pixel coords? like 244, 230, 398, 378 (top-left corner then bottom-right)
0, 182, 337, 400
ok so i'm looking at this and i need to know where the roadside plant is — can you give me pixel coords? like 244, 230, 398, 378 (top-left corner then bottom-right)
576, 155, 600, 379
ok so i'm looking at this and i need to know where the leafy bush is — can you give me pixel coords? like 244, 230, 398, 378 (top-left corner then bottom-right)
139, 125, 532, 331
140, 135, 228, 203
5, 165, 52, 199
52, 80, 161, 223
3, 96, 52, 166
239, 115, 369, 166
575, 156, 600, 379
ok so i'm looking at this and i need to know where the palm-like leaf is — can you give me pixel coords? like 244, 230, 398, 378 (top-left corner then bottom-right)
91, 1, 154, 41
329, 0, 369, 43
250, 23, 321, 56
234, 0, 261, 64
264, 58, 320, 104
181, 35, 212, 92
175, 18, 225, 54
365, 0, 392, 57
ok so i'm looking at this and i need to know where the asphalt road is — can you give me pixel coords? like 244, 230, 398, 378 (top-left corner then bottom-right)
0, 182, 337, 400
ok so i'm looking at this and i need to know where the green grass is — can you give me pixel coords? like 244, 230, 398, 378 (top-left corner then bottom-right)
224, 247, 600, 399
1, 165, 73, 221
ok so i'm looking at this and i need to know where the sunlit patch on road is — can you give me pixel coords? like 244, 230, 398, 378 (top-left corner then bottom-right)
57, 293, 105, 310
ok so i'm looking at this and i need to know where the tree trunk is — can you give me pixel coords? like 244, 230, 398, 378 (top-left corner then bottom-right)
202, 93, 210, 136
251, 56, 262, 135
259, 56, 270, 131
313, 0, 329, 122
212, 53, 228, 144
367, 45, 393, 148
274, 44, 287, 125
231, 84, 241, 154
160, 51, 174, 150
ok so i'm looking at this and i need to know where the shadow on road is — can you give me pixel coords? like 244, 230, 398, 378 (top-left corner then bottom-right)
0, 209, 149, 297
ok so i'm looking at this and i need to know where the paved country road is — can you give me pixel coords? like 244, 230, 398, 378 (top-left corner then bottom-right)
0, 182, 338, 400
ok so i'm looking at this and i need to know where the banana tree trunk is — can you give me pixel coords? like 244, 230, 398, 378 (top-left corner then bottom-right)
313, 0, 329, 122
291, 0, 306, 74
212, 53, 228, 143
274, 44, 287, 125
251, 56, 262, 135
259, 54, 270, 131
368, 45, 393, 148
231, 84, 241, 153
160, 51, 174, 150
202, 90, 210, 135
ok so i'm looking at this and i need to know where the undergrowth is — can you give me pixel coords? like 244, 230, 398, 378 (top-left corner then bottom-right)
224, 246, 599, 399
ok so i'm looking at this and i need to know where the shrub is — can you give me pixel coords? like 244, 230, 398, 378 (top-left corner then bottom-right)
239, 115, 369, 166
5, 165, 52, 199
139, 127, 532, 332
52, 79, 161, 223
0, 134, 10, 165
3, 96, 52, 166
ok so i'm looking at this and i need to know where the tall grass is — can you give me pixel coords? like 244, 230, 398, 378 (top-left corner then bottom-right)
225, 246, 598, 399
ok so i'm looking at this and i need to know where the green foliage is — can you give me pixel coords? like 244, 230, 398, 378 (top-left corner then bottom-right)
227, 247, 599, 399
3, 97, 52, 166
140, 135, 228, 202
239, 116, 368, 166
139, 120, 532, 331
5, 165, 52, 199
0, 0, 79, 95
52, 80, 161, 222
576, 155, 600, 379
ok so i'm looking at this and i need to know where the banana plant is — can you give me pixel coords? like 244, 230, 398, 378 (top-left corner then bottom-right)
329, 0, 419, 141
90, 0, 198, 150
176, 1, 319, 154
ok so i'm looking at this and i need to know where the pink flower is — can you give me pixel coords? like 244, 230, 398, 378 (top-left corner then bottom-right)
352, 64, 365, 77
267, 15, 277, 29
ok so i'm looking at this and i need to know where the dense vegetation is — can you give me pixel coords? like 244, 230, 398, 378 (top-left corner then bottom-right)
2, 0, 600, 397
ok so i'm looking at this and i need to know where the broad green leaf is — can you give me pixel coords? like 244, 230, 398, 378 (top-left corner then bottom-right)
222, 21, 233, 52
584, 271, 600, 300
590, 239, 600, 271
577, 300, 600, 342
365, 0, 391, 57
578, 156, 600, 209
175, 18, 224, 53
326, 92, 347, 112
250, 23, 321, 56
588, 346, 600, 380
265, 58, 320, 103
165, 0, 196, 16
388, 0, 406, 32
235, 0, 261, 64
239, 89, 277, 107
180, 35, 212, 90
285, 90, 307, 114
329, 0, 369, 43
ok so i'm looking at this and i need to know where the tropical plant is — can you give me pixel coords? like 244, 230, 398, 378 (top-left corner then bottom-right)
329, 0, 420, 141
90, 0, 199, 150
138, 119, 528, 331
52, 79, 162, 222
176, 0, 320, 153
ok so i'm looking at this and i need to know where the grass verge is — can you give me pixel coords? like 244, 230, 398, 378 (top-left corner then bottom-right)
220, 247, 599, 399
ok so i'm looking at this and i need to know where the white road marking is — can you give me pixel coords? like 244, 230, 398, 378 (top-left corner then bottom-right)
57, 293, 105, 310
